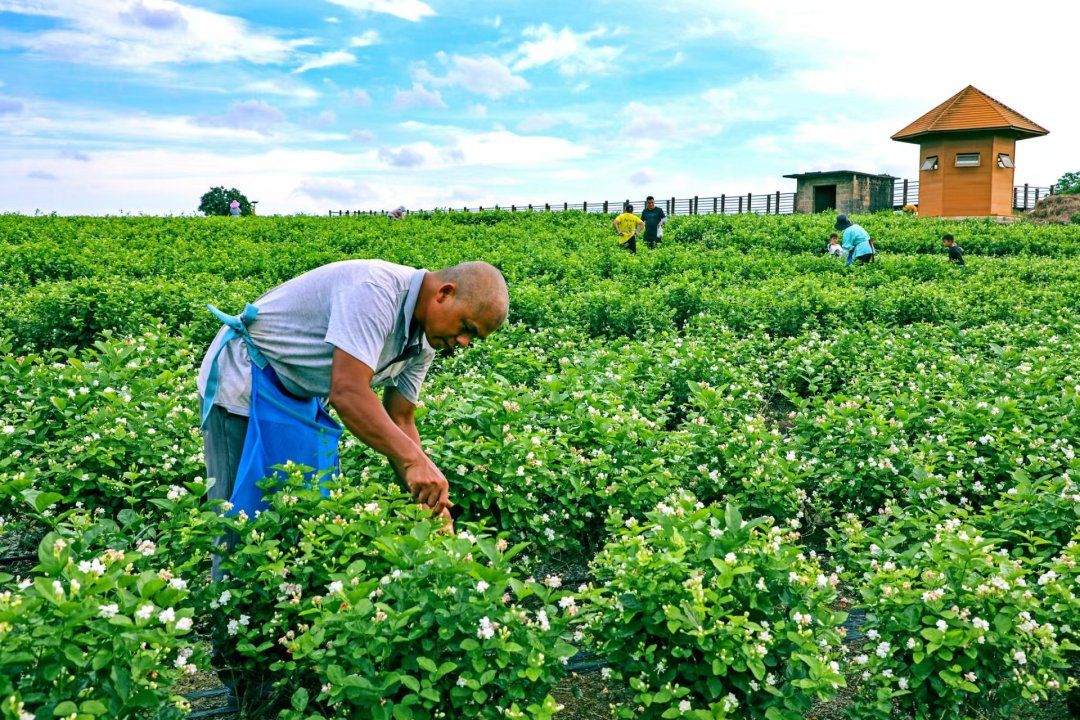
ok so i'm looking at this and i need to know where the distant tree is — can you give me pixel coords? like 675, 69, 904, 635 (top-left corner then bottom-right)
199, 186, 255, 216
1055, 171, 1080, 195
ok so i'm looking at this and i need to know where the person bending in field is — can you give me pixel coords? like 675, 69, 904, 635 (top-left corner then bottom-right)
613, 202, 645, 254
835, 214, 874, 265
197, 259, 509, 541
942, 233, 965, 266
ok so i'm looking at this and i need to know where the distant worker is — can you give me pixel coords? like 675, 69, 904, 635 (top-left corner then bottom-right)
229, 200, 241, 217
640, 196, 667, 249
942, 233, 965, 266
613, 202, 644, 254
826, 233, 843, 257
836, 214, 874, 265
388, 205, 406, 220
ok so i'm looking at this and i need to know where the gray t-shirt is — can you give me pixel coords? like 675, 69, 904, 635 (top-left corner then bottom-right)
197, 259, 435, 417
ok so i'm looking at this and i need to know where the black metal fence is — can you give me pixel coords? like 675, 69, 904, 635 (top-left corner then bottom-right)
330, 182, 1059, 217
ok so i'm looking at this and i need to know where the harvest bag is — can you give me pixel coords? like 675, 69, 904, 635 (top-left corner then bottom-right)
201, 304, 342, 516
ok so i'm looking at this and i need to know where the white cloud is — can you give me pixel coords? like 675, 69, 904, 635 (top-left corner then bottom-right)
0, 97, 24, 115
350, 30, 381, 47
621, 102, 678, 140
313, 110, 337, 127
59, 149, 92, 161
630, 169, 654, 185
513, 24, 622, 77
341, 88, 373, 106
294, 51, 356, 74
120, 1, 187, 31
450, 186, 483, 201
0, 98, 346, 146
28, 170, 58, 181
419, 54, 529, 99
241, 79, 320, 102
681, 17, 741, 40
325, 0, 435, 22
392, 83, 446, 110
350, 129, 375, 142
293, 177, 373, 205
324, 16, 341, 24
378, 145, 426, 167
0, 0, 309, 68
196, 100, 286, 132
745, 136, 782, 154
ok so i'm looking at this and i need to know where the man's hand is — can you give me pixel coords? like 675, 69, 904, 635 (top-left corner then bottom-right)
401, 454, 452, 513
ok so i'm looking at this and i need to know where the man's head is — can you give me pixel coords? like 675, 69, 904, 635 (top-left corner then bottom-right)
942, 233, 955, 246
624, 202, 634, 213
418, 262, 509, 357
646, 196, 656, 209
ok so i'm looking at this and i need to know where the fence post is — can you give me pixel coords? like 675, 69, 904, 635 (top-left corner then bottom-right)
1034, 188, 1040, 206
747, 193, 753, 214
546, 203, 551, 212
720, 194, 726, 214
902, 179, 909, 207
1013, 188, 1018, 209
564, 202, 568, 211
775, 191, 781, 214
738, 196, 743, 213
583, 201, 587, 213
692, 196, 698, 215
713, 197, 718, 214
671, 197, 676, 215
603, 200, 608, 213
1023, 183, 1029, 209
766, 194, 772, 214
511, 205, 515, 212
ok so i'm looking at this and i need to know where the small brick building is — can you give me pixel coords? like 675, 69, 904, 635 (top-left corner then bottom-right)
784, 170, 896, 214
891, 86, 1048, 218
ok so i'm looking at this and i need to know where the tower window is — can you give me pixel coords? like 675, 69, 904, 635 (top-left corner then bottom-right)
921, 156, 939, 171
997, 153, 1014, 168
955, 153, 981, 167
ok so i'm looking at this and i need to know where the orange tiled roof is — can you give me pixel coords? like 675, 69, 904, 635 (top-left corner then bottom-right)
892, 86, 1048, 142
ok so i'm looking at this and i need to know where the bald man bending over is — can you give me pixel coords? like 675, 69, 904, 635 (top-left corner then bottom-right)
197, 259, 509, 520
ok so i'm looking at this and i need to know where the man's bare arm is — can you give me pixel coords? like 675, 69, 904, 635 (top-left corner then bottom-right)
383, 385, 422, 448
328, 348, 450, 512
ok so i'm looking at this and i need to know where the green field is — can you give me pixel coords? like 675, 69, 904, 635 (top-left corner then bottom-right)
1, 212, 1077, 720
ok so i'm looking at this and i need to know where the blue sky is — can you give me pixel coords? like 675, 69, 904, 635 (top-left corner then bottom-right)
0, 0, 1076, 214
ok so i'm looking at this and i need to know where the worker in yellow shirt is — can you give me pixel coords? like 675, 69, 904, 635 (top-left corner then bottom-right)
612, 202, 645, 254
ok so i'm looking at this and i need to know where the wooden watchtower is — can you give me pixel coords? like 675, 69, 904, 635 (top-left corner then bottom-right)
891, 86, 1047, 218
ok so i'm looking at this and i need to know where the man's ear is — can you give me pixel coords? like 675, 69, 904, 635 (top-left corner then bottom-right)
436, 282, 457, 302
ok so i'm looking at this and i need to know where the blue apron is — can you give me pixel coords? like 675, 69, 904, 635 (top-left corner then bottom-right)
201, 304, 343, 516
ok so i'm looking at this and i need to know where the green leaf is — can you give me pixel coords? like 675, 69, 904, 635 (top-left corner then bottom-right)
78, 700, 108, 716
291, 687, 309, 711
53, 702, 78, 716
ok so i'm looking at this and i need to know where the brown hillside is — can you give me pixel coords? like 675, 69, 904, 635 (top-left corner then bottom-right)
1026, 193, 1080, 224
